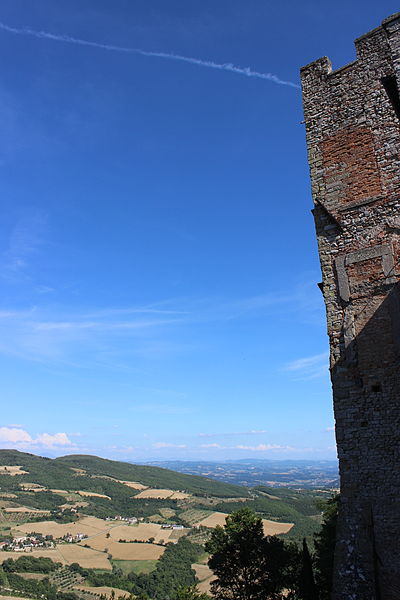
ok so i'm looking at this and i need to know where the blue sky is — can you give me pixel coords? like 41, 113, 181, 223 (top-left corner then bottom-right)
0, 1, 397, 461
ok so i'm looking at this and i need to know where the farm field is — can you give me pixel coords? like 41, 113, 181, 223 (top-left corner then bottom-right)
82, 540, 165, 561
56, 544, 112, 569
74, 585, 130, 599
0, 544, 112, 570
106, 523, 174, 543
77, 491, 111, 499
194, 511, 294, 535
112, 559, 158, 575
192, 563, 214, 594
13, 519, 109, 538
0, 466, 28, 476
179, 508, 213, 525
4, 507, 49, 514
262, 519, 294, 535
134, 489, 189, 500
118, 480, 148, 490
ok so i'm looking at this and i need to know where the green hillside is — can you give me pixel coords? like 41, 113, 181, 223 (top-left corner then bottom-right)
0, 450, 248, 498
0, 450, 326, 543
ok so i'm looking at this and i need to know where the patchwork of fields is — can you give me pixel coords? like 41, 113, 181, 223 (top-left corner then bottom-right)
193, 511, 294, 535
0, 449, 331, 600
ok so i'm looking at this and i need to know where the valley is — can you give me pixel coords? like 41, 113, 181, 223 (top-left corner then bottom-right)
0, 450, 335, 599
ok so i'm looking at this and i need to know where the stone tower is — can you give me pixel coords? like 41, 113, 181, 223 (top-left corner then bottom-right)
301, 13, 400, 600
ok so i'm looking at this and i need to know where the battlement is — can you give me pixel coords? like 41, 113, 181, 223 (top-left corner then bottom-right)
301, 12, 400, 80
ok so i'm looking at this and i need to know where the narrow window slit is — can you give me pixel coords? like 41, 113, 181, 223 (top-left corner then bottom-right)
381, 76, 400, 120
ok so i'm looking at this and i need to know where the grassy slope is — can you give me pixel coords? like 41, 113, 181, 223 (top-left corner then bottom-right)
0, 450, 325, 543
0, 450, 248, 498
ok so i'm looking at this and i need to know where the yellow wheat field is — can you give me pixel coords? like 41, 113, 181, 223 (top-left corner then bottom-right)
193, 512, 228, 528
111, 523, 172, 543
74, 585, 130, 598
14, 519, 106, 538
134, 488, 189, 500
192, 563, 215, 594
91, 523, 173, 546
0, 466, 28, 476
78, 516, 115, 531
56, 544, 112, 569
19, 483, 45, 491
70, 468, 87, 475
194, 512, 294, 535
5, 507, 49, 514
77, 491, 111, 499
82, 540, 165, 561
118, 480, 148, 490
262, 519, 293, 535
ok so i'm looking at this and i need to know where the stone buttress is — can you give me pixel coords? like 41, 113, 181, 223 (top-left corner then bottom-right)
301, 13, 400, 600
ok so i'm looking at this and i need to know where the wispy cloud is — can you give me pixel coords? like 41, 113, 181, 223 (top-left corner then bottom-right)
200, 443, 223, 448
199, 430, 267, 438
283, 351, 329, 380
0, 22, 300, 89
235, 443, 293, 451
0, 305, 186, 366
152, 442, 187, 449
1, 210, 47, 281
0, 286, 323, 368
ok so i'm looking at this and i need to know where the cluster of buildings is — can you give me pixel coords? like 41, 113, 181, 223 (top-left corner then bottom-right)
0, 535, 54, 552
62, 532, 88, 543
106, 515, 138, 524
0, 531, 89, 552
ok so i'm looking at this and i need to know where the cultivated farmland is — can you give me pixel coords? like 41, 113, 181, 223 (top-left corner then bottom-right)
192, 563, 214, 594
134, 489, 189, 500
82, 541, 165, 561
0, 466, 28, 476
74, 585, 130, 598
118, 480, 148, 490
56, 544, 112, 569
194, 511, 294, 535
77, 491, 111, 499
13, 519, 110, 538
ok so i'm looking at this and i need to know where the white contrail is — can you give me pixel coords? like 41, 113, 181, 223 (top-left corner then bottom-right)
0, 21, 300, 89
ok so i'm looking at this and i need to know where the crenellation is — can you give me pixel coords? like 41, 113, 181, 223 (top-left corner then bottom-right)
301, 13, 400, 600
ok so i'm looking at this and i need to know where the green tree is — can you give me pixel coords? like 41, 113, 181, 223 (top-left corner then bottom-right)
174, 585, 210, 599
314, 496, 338, 600
205, 507, 299, 600
297, 538, 318, 600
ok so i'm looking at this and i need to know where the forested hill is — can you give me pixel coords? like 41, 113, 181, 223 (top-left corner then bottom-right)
0, 450, 249, 498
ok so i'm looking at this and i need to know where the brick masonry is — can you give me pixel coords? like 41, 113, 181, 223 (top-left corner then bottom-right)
301, 13, 400, 600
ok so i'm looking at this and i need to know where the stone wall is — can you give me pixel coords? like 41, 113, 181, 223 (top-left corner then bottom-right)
301, 13, 400, 600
